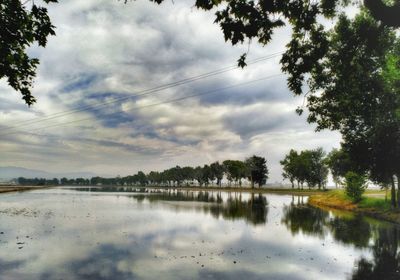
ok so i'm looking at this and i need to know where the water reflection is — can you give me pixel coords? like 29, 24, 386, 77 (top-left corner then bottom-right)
351, 226, 400, 280
281, 199, 400, 279
281, 199, 328, 237
71, 187, 270, 225
134, 191, 269, 225
1, 187, 399, 280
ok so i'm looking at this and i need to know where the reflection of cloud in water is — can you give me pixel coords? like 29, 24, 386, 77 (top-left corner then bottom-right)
0, 188, 398, 279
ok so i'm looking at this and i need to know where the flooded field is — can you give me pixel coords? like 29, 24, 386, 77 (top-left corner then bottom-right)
0, 187, 399, 279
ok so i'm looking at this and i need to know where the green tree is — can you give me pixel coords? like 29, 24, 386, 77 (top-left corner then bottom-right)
280, 149, 299, 188
136, 171, 148, 186
1, 0, 57, 105
325, 148, 353, 188
223, 160, 247, 187
303, 12, 400, 207
194, 166, 204, 187
202, 164, 213, 187
210, 161, 224, 187
304, 148, 329, 190
245, 155, 268, 188
344, 171, 367, 203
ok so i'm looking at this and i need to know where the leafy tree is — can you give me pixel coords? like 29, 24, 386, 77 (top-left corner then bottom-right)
345, 171, 367, 203
1, 0, 57, 105
136, 171, 148, 186
147, 171, 161, 185
210, 161, 224, 187
181, 166, 195, 186
202, 164, 213, 187
303, 12, 400, 206
280, 149, 298, 188
223, 160, 247, 187
325, 148, 353, 188
245, 155, 268, 188
281, 148, 328, 189
304, 148, 329, 190
194, 166, 205, 187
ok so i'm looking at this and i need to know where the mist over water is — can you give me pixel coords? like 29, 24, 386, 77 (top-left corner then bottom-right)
0, 187, 399, 280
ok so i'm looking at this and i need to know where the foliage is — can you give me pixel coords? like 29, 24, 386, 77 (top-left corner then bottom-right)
0, 0, 57, 105
280, 149, 298, 188
302, 12, 400, 206
17, 155, 270, 188
222, 159, 247, 186
280, 147, 329, 189
344, 171, 367, 202
245, 155, 269, 188
325, 148, 353, 187
210, 161, 224, 187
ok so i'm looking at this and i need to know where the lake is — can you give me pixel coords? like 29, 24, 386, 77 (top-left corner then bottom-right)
0, 187, 399, 279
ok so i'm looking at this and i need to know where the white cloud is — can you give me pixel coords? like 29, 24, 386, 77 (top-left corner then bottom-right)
0, 0, 341, 182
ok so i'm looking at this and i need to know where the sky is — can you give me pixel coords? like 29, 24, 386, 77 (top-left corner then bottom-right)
0, 0, 342, 182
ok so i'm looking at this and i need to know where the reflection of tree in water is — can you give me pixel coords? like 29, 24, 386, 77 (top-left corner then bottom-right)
327, 215, 371, 248
282, 197, 372, 246
209, 193, 268, 225
282, 199, 400, 279
351, 226, 400, 280
281, 198, 328, 237
127, 191, 268, 225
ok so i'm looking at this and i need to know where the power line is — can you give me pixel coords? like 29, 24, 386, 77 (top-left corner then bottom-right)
0, 73, 284, 138
3, 52, 283, 132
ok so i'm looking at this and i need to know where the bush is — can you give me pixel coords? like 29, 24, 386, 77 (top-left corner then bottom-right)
344, 171, 367, 202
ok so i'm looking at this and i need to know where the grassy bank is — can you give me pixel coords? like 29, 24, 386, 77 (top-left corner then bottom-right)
309, 190, 400, 224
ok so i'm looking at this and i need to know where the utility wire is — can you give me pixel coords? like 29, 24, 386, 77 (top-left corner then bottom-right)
4, 52, 283, 132
1, 73, 284, 138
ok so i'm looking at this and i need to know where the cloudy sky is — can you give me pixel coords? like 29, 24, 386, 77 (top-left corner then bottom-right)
0, 0, 341, 182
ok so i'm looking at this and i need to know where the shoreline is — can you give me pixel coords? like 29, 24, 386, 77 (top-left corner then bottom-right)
0, 184, 327, 195
2, 185, 398, 223
309, 191, 400, 225
73, 185, 327, 195
147, 186, 326, 195
0, 186, 52, 194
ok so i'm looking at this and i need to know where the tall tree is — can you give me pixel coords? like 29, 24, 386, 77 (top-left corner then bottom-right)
304, 12, 400, 206
325, 148, 353, 188
280, 149, 299, 188
245, 155, 269, 188
210, 161, 224, 187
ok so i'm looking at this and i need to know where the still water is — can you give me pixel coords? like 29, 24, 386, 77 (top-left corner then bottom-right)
0, 187, 399, 280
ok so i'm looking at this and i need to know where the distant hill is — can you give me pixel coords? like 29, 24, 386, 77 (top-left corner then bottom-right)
0, 166, 96, 180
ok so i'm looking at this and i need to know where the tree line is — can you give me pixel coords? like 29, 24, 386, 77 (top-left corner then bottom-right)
17, 155, 269, 188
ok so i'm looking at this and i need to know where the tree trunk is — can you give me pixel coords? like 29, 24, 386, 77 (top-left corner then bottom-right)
391, 176, 396, 208
396, 174, 400, 208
